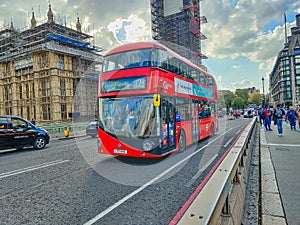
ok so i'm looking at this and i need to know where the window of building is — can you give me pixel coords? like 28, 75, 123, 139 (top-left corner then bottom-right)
41, 53, 48, 68
60, 79, 66, 96
41, 79, 50, 97
295, 55, 300, 64
61, 104, 67, 120
4, 63, 10, 77
42, 104, 51, 120
4, 87, 8, 101
294, 48, 300, 54
19, 84, 22, 99
58, 55, 64, 69
283, 59, 290, 66
32, 82, 35, 98
26, 83, 29, 99
27, 107, 30, 120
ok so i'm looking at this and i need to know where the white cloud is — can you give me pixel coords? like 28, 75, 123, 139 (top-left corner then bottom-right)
216, 75, 232, 90
201, 0, 299, 64
231, 80, 255, 89
107, 13, 151, 46
232, 65, 240, 69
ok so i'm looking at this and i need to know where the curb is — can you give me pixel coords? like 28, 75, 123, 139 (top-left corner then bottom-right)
260, 126, 287, 225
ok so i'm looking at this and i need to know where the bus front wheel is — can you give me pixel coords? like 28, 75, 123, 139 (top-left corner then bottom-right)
178, 130, 186, 152
211, 124, 215, 137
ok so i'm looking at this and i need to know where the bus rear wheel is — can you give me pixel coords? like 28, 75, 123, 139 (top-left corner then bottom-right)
178, 130, 186, 152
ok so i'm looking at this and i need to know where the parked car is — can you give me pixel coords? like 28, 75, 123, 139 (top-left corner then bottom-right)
86, 121, 98, 137
0, 115, 50, 151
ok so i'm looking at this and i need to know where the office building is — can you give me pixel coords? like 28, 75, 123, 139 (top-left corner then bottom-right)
269, 14, 300, 108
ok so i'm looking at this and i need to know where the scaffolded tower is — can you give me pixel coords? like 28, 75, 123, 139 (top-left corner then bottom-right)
151, 0, 207, 67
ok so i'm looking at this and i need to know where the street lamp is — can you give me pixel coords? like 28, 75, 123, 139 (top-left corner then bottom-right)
261, 77, 265, 108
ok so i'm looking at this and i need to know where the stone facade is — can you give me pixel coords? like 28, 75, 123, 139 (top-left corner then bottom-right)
0, 4, 102, 124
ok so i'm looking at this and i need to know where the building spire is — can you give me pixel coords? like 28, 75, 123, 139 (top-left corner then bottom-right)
47, 3, 54, 23
10, 18, 14, 30
76, 15, 82, 32
31, 9, 37, 28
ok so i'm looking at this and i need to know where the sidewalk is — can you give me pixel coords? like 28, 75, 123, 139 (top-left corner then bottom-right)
260, 122, 300, 225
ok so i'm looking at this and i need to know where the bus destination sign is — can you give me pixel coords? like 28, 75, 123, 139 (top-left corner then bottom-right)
102, 76, 147, 93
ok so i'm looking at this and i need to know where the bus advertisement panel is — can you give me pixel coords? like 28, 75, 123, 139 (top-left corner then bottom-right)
97, 42, 217, 158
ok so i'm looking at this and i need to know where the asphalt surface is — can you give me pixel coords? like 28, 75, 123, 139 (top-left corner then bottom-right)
0, 118, 252, 225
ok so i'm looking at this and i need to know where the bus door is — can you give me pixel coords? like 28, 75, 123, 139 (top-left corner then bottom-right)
161, 97, 176, 151
192, 102, 199, 143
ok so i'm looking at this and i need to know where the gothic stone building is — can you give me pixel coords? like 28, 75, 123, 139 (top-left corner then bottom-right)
0, 4, 103, 124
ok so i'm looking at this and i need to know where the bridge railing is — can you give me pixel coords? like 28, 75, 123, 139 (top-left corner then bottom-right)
41, 122, 89, 137
176, 118, 257, 225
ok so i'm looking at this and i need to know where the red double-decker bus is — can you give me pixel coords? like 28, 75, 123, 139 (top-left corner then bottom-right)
97, 42, 218, 158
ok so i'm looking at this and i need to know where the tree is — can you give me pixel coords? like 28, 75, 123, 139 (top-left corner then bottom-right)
217, 94, 226, 110
248, 93, 262, 106
221, 91, 235, 109
232, 97, 244, 109
235, 89, 249, 106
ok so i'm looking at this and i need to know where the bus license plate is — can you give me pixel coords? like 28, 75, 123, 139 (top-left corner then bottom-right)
114, 149, 128, 154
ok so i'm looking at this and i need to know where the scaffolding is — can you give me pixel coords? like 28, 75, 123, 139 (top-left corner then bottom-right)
0, 6, 103, 124
151, 0, 207, 67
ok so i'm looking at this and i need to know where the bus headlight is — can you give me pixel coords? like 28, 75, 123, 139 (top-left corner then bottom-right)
142, 140, 154, 152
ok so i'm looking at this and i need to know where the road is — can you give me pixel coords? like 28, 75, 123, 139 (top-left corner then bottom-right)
0, 117, 251, 225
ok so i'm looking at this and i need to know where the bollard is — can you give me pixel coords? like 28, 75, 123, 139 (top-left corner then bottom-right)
63, 126, 69, 138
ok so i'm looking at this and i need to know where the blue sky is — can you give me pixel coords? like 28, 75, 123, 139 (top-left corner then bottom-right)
0, 0, 299, 93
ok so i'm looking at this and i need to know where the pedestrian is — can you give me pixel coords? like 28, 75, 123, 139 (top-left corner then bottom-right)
263, 106, 272, 131
297, 108, 300, 129
258, 107, 264, 126
247, 109, 252, 119
286, 106, 298, 130
31, 118, 36, 125
274, 104, 285, 136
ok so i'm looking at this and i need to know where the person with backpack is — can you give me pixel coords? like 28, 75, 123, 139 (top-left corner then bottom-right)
274, 104, 285, 136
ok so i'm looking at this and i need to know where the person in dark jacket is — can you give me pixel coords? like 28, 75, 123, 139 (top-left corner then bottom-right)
286, 106, 298, 130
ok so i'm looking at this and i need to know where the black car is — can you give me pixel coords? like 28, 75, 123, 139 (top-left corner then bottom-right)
0, 116, 50, 151
86, 121, 98, 137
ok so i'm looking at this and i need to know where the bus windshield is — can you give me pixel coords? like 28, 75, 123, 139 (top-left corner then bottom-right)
103, 48, 152, 72
99, 96, 157, 138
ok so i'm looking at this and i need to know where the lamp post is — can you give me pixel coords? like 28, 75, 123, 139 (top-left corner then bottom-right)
262, 77, 265, 108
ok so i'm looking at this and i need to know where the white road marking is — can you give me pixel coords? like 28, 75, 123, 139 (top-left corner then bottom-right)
224, 137, 234, 148
0, 159, 69, 179
84, 128, 234, 225
185, 154, 218, 187
262, 143, 300, 147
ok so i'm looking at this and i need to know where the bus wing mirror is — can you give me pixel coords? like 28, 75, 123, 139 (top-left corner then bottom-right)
153, 94, 160, 107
